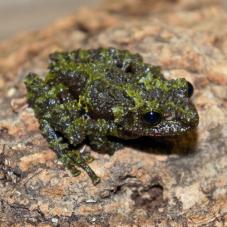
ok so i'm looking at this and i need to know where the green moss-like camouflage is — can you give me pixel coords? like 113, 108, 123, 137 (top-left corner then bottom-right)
25, 47, 199, 184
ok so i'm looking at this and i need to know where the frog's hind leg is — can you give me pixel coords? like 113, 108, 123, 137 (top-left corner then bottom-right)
40, 119, 81, 176
25, 73, 45, 106
40, 119, 69, 157
40, 119, 100, 185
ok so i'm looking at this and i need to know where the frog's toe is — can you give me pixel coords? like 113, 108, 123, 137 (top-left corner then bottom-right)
83, 154, 95, 163
70, 167, 81, 176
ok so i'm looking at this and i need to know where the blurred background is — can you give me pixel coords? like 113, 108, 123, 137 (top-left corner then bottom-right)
0, 0, 226, 42
0, 0, 100, 41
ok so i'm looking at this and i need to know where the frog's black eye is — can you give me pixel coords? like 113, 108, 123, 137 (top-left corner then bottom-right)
187, 81, 194, 97
143, 111, 162, 126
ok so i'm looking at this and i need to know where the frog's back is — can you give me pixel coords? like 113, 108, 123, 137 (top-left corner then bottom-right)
47, 47, 165, 87
44, 48, 166, 119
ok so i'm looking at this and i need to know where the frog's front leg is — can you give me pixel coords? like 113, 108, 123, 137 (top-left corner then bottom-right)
88, 134, 124, 155
40, 119, 100, 184
87, 119, 124, 154
61, 149, 100, 185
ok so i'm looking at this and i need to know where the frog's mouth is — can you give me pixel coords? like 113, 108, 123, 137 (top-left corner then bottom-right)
122, 118, 199, 137
144, 121, 197, 137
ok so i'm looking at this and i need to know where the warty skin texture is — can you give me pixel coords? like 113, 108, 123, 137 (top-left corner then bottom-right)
25, 47, 199, 184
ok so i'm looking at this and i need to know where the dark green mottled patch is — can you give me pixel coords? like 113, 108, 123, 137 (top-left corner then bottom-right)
24, 47, 199, 184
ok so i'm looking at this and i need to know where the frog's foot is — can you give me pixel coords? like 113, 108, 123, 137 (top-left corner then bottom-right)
61, 150, 100, 185
79, 145, 94, 163
89, 135, 124, 155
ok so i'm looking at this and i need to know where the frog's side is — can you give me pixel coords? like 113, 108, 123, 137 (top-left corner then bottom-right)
25, 47, 199, 184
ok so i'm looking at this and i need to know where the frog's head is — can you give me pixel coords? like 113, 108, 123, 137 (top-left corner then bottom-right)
119, 77, 199, 137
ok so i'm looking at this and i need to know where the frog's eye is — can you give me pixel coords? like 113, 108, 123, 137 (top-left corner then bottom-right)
187, 81, 194, 97
143, 111, 162, 126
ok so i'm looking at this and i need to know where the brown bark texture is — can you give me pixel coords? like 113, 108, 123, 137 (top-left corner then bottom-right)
0, 0, 227, 226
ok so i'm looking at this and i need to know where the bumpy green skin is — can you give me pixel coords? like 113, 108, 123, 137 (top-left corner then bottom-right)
25, 47, 199, 184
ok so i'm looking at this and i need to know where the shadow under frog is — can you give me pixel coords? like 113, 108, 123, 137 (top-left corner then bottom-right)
123, 129, 199, 156
24, 47, 199, 185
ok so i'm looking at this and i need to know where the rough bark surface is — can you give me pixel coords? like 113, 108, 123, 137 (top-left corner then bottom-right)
0, 0, 227, 226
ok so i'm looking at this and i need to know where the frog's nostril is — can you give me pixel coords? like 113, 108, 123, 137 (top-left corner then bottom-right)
164, 113, 173, 121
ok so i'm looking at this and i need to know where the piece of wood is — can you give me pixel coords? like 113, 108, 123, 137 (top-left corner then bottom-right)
0, 0, 227, 225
